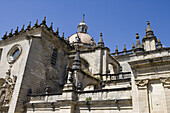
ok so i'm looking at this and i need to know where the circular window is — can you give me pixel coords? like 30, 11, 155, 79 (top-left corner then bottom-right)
7, 44, 22, 64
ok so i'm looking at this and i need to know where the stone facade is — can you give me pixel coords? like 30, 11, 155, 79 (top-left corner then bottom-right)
0, 17, 169, 113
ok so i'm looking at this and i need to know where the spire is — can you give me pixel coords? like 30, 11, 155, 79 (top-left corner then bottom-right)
144, 21, 154, 38
62, 32, 64, 39
142, 21, 157, 51
34, 19, 39, 28
135, 33, 141, 48
72, 49, 81, 70
157, 38, 161, 43
123, 44, 127, 51
42, 16, 46, 25
49, 22, 53, 30
146, 21, 152, 31
77, 14, 88, 33
21, 24, 25, 32
98, 33, 104, 47
157, 38, 162, 49
8, 29, 13, 37
2, 31, 7, 40
82, 14, 85, 23
134, 33, 144, 53
14, 26, 19, 35
56, 27, 59, 35
132, 43, 135, 50
26, 21, 31, 30
115, 45, 118, 53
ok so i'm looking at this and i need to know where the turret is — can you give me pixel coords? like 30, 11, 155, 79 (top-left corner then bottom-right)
77, 14, 88, 33
142, 21, 157, 51
134, 33, 144, 53
98, 33, 104, 47
72, 50, 81, 70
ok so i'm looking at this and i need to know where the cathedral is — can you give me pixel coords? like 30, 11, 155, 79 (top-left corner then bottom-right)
0, 16, 170, 113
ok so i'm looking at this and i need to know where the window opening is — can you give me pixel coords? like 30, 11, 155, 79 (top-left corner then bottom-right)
51, 49, 57, 67
0, 49, 2, 61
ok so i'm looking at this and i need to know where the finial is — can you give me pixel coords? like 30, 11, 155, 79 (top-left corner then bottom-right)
34, 19, 39, 28
147, 21, 150, 25
157, 38, 162, 48
115, 45, 118, 53
27, 21, 31, 30
50, 22, 53, 30
157, 38, 161, 43
98, 33, 104, 47
132, 43, 135, 50
134, 33, 144, 53
9, 29, 13, 37
2, 31, 7, 40
136, 33, 139, 39
72, 49, 81, 70
82, 14, 85, 23
91, 37, 94, 46
141, 42, 144, 48
42, 16, 46, 25
146, 21, 152, 31
123, 44, 127, 51
100, 33, 102, 37
56, 27, 59, 35
75, 33, 80, 42
21, 24, 25, 32
62, 32, 64, 39
15, 26, 19, 35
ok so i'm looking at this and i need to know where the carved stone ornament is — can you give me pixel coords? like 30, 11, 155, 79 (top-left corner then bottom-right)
136, 79, 149, 87
160, 77, 170, 87
0, 67, 17, 106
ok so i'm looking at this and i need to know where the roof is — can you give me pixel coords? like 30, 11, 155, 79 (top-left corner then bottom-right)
69, 33, 96, 45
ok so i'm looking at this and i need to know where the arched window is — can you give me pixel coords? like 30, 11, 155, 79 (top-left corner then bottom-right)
51, 49, 57, 67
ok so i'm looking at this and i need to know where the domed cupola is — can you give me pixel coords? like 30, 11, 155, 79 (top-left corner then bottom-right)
77, 15, 88, 33
68, 15, 96, 48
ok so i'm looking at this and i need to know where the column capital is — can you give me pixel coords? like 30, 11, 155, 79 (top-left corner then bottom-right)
136, 79, 149, 89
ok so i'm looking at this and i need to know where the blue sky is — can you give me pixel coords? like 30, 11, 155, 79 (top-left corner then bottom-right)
0, 0, 170, 52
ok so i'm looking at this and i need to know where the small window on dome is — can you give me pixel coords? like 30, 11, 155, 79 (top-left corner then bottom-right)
82, 28, 84, 32
79, 28, 81, 32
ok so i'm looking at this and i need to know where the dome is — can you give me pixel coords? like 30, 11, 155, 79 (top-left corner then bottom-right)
68, 15, 96, 46
69, 33, 96, 45
78, 22, 86, 26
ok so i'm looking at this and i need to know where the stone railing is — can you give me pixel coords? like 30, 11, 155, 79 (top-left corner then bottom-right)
78, 87, 131, 101
103, 72, 131, 81
111, 50, 133, 56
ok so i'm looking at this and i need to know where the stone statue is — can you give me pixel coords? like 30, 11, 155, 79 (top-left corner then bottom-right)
0, 67, 17, 106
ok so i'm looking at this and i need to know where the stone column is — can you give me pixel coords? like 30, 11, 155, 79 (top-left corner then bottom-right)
160, 77, 170, 112
136, 79, 150, 113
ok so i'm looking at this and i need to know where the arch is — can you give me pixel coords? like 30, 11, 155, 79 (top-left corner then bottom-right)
108, 63, 119, 74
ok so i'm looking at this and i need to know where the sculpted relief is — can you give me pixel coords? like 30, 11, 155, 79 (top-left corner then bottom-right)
0, 67, 17, 106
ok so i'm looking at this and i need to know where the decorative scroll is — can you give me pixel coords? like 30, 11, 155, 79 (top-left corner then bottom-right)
136, 79, 148, 89
160, 77, 170, 87
0, 67, 17, 106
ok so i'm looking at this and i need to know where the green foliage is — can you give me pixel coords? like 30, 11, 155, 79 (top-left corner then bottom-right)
86, 97, 92, 101
113, 81, 117, 84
